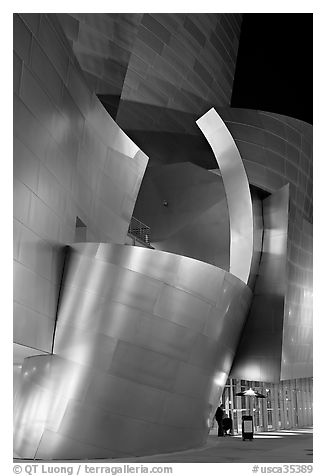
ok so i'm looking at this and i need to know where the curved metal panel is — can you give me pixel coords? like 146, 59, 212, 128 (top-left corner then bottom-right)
201, 108, 313, 380
216, 107, 313, 224
14, 243, 251, 459
230, 185, 289, 382
58, 14, 242, 171
196, 107, 253, 283
13, 13, 149, 363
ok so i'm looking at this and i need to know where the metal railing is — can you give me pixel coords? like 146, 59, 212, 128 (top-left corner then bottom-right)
128, 216, 151, 245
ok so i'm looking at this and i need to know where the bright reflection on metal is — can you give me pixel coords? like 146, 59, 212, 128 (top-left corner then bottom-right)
213, 372, 228, 387
230, 185, 290, 382
196, 108, 253, 284
14, 243, 252, 460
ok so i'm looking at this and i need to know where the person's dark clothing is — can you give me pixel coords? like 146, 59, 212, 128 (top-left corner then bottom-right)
215, 406, 225, 436
215, 406, 224, 421
222, 417, 233, 435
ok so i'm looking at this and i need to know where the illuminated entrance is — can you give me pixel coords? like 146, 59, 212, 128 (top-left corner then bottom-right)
218, 377, 312, 433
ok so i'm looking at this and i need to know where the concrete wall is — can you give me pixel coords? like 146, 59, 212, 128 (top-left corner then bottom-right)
13, 13, 148, 358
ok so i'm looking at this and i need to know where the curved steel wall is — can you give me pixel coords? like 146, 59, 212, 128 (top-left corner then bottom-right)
59, 14, 242, 114
230, 185, 290, 382
116, 13, 242, 167
14, 243, 251, 459
57, 13, 242, 168
217, 108, 313, 381
130, 105, 313, 382
196, 108, 253, 284
57, 13, 144, 118
13, 13, 148, 359
119, 13, 242, 111
217, 108, 312, 223
13, 15, 312, 460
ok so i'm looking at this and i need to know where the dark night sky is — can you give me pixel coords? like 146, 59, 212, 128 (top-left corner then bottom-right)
231, 13, 313, 124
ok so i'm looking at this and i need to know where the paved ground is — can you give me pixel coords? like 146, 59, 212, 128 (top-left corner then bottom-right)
15, 428, 312, 464
111, 428, 313, 463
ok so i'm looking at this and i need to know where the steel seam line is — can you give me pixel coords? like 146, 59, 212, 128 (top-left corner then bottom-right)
196, 107, 253, 283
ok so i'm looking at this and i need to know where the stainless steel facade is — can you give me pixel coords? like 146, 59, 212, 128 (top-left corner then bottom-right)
13, 13, 148, 366
197, 108, 253, 284
217, 108, 312, 224
58, 14, 242, 118
132, 108, 313, 383
13, 12, 312, 461
216, 109, 313, 381
230, 185, 290, 382
133, 162, 230, 270
282, 215, 312, 380
14, 244, 252, 459
57, 14, 243, 170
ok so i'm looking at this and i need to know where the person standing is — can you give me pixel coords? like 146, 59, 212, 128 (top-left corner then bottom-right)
222, 412, 233, 436
215, 405, 225, 436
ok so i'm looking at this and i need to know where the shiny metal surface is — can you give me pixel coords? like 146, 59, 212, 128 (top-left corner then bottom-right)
131, 107, 312, 381
57, 13, 143, 112
281, 216, 312, 380
13, 14, 148, 362
247, 188, 264, 291
212, 108, 313, 381
230, 185, 290, 382
13, 343, 49, 402
13, 12, 312, 460
56, 14, 243, 175
133, 162, 230, 271
196, 107, 253, 284
14, 243, 251, 459
58, 14, 242, 121
216, 108, 313, 224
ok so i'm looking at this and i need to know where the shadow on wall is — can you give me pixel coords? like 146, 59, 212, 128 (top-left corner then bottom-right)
115, 99, 218, 168
133, 162, 230, 270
